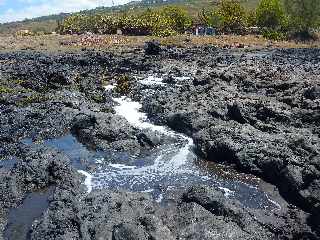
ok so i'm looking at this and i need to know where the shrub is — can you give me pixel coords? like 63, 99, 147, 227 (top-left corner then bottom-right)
160, 6, 193, 33
284, 0, 320, 39
118, 15, 152, 36
262, 29, 286, 40
216, 0, 247, 34
198, 8, 222, 28
0, 86, 14, 94
58, 14, 89, 34
138, 9, 176, 36
256, 0, 286, 29
58, 8, 185, 37
246, 10, 257, 27
93, 15, 118, 34
116, 75, 131, 94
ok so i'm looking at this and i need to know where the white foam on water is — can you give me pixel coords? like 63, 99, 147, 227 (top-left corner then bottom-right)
174, 76, 190, 81
78, 170, 93, 193
139, 76, 165, 86
91, 96, 198, 192
266, 195, 282, 211
169, 137, 194, 169
108, 163, 136, 170
141, 189, 154, 193
156, 194, 164, 203
113, 97, 169, 134
92, 143, 196, 191
104, 85, 116, 91
80, 79, 282, 211
218, 187, 235, 197
95, 158, 105, 164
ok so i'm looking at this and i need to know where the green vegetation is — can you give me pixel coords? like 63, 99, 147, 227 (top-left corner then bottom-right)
161, 6, 192, 33
0, 86, 14, 94
57, 0, 319, 40
58, 6, 192, 36
262, 29, 286, 40
115, 75, 131, 94
0, 0, 318, 41
256, 0, 285, 29
0, 81, 48, 107
0, 0, 260, 35
256, 0, 288, 40
17, 94, 48, 106
255, 0, 320, 40
216, 0, 247, 34
198, 8, 221, 28
198, 0, 253, 34
91, 93, 105, 103
284, 0, 320, 39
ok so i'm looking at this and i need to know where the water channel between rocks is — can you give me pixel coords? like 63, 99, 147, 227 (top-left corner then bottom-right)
80, 75, 281, 210
4, 187, 54, 240
14, 76, 282, 228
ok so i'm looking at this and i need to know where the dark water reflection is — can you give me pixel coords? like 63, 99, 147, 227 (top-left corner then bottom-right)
21, 133, 281, 211
4, 187, 54, 240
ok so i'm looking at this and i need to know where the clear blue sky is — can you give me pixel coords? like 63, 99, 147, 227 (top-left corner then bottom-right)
0, 0, 131, 23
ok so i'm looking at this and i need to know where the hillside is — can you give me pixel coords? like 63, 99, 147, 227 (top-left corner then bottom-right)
0, 0, 259, 35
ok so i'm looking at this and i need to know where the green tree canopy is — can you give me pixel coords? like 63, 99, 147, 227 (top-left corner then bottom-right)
216, 0, 247, 33
198, 0, 248, 33
284, 0, 320, 34
198, 8, 221, 27
160, 6, 193, 33
256, 0, 285, 29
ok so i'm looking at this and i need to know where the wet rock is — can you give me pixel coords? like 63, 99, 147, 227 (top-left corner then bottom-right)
29, 185, 316, 240
71, 114, 97, 133
144, 41, 161, 55
112, 223, 149, 240
182, 186, 314, 239
0, 146, 81, 240
31, 190, 159, 240
130, 47, 320, 237
304, 86, 320, 100
227, 102, 248, 124
70, 112, 141, 153
137, 130, 161, 147
192, 76, 210, 86
1, 47, 320, 239
193, 120, 320, 216
48, 72, 71, 87
162, 75, 176, 84
14, 147, 80, 191
167, 112, 193, 135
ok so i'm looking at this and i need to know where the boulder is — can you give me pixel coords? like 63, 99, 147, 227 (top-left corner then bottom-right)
304, 86, 320, 100
144, 41, 161, 55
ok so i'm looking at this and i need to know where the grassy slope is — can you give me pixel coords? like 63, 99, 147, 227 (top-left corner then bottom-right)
0, 0, 259, 35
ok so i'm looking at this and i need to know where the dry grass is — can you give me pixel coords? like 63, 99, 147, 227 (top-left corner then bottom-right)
0, 34, 319, 52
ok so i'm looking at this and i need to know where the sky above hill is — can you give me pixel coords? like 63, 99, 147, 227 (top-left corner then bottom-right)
0, 0, 131, 23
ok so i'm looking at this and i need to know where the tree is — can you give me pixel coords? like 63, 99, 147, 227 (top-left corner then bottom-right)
284, 0, 320, 37
58, 14, 88, 34
256, 0, 285, 29
246, 9, 257, 27
160, 6, 193, 33
216, 0, 247, 34
198, 8, 221, 28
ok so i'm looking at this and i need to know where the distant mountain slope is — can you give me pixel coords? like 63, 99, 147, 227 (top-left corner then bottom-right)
0, 0, 259, 35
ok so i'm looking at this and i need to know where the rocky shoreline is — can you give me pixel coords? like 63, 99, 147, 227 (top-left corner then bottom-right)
0, 45, 319, 239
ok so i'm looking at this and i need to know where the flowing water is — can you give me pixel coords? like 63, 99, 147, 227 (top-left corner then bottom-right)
81, 75, 280, 210
19, 75, 282, 211
3, 71, 288, 240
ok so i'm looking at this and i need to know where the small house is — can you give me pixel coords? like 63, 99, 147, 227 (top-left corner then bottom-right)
194, 25, 216, 36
